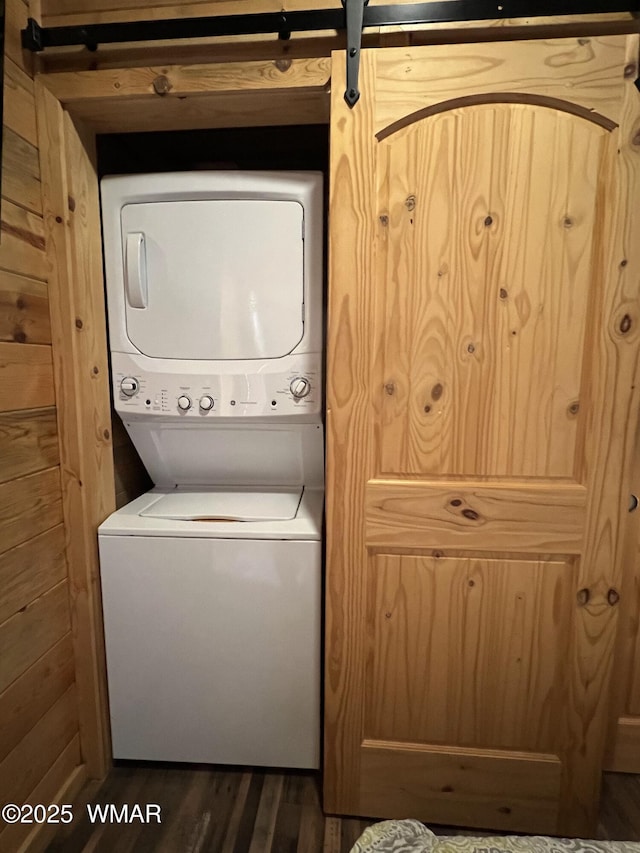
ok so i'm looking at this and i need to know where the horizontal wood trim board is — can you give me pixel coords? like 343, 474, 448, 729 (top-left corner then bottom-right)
2, 127, 43, 217
0, 525, 67, 625
0, 342, 55, 412
40, 57, 331, 101
365, 481, 587, 552
0, 270, 51, 346
4, 58, 38, 148
55, 90, 331, 133
0, 633, 75, 764
604, 717, 640, 774
0, 685, 79, 814
37, 18, 640, 75
0, 580, 71, 695
0, 409, 60, 486
0, 742, 83, 853
0, 466, 63, 555
359, 740, 561, 834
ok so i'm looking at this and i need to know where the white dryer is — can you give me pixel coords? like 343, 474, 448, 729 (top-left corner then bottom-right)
98, 172, 324, 769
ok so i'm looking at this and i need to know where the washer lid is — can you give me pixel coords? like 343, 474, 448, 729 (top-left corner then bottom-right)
139, 487, 303, 522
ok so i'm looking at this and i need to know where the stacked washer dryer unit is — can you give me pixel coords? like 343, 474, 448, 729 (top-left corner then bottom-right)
98, 172, 323, 769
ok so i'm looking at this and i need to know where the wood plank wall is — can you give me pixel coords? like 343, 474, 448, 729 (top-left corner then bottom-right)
0, 2, 85, 849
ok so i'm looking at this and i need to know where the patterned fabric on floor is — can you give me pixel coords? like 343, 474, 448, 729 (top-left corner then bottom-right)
349, 821, 640, 853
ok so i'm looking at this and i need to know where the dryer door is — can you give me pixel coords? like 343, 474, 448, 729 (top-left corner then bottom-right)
120, 199, 304, 360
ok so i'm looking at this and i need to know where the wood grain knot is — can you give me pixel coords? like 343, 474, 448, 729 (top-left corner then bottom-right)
563, 216, 574, 229
441, 785, 453, 793
432, 550, 444, 558
424, 404, 431, 413
620, 314, 633, 334
13, 328, 27, 343
384, 382, 395, 396
75, 317, 83, 329
577, 588, 590, 606
577, 37, 591, 45
385, 611, 392, 619
379, 215, 389, 226
431, 383, 443, 401
103, 429, 110, 440
92, 366, 99, 375
632, 129, 640, 147
621, 259, 628, 268
568, 401, 580, 416
153, 75, 172, 95
607, 588, 620, 606
468, 579, 475, 587
499, 288, 508, 299
275, 58, 292, 72
624, 63, 637, 79
55, 216, 63, 224
462, 509, 480, 521
15, 297, 26, 310
498, 806, 512, 815
450, 499, 462, 507
405, 195, 416, 212
467, 343, 476, 354
484, 215, 493, 227
68, 196, 76, 212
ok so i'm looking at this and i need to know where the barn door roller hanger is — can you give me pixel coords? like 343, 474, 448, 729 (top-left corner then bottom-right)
22, 1, 640, 108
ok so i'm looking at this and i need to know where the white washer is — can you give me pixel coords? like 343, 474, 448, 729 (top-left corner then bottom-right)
99, 487, 322, 767
98, 171, 324, 769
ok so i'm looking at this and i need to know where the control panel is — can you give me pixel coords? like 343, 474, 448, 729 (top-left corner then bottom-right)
112, 354, 322, 419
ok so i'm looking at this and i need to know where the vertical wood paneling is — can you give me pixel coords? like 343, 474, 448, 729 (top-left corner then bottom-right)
36, 82, 116, 778
323, 49, 377, 816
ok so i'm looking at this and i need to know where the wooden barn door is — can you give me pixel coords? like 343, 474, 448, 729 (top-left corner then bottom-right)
325, 35, 640, 837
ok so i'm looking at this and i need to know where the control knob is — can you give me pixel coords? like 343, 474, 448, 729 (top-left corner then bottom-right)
177, 395, 192, 411
199, 395, 215, 411
120, 377, 139, 397
290, 377, 312, 399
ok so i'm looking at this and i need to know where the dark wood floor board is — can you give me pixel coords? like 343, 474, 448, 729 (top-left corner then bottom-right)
220, 771, 252, 853
599, 773, 640, 841
231, 769, 265, 853
45, 768, 640, 853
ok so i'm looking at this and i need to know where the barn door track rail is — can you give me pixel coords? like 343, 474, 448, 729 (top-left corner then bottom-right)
22, 1, 640, 107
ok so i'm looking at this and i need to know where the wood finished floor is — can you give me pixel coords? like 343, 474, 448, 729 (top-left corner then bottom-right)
45, 767, 640, 853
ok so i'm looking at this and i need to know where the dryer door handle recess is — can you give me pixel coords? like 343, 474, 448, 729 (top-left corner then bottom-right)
125, 232, 148, 309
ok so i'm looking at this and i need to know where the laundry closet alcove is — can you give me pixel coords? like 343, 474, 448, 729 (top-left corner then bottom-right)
21, 17, 640, 849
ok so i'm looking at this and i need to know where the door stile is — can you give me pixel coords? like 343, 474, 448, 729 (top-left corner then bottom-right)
558, 36, 640, 835
324, 49, 378, 816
